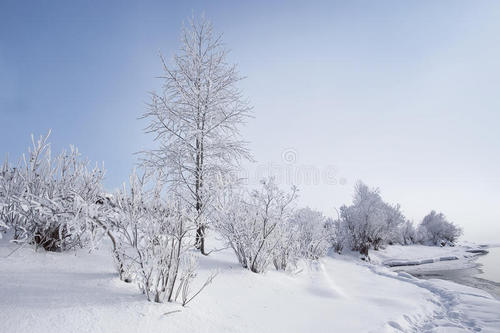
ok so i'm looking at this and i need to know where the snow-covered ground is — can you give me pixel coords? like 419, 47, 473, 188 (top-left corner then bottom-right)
1, 237, 499, 332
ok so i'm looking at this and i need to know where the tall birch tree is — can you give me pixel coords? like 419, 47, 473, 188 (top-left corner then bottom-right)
140, 16, 252, 254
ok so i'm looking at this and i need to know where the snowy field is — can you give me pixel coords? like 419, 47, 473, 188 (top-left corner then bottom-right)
1, 237, 499, 333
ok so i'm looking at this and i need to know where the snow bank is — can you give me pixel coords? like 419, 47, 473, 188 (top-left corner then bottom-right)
382, 256, 460, 268
371, 244, 488, 270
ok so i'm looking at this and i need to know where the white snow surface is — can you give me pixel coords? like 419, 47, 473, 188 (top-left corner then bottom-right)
1, 237, 499, 333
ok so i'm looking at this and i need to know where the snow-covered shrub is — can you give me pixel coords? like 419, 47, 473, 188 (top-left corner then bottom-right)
0, 221, 6, 239
0, 196, 8, 238
215, 178, 298, 273
131, 196, 194, 302
399, 220, 417, 245
0, 159, 24, 238
97, 171, 214, 303
0, 132, 104, 251
213, 189, 257, 268
382, 203, 407, 245
333, 182, 406, 258
271, 219, 300, 271
89, 171, 149, 281
288, 207, 329, 260
325, 217, 347, 254
417, 211, 462, 246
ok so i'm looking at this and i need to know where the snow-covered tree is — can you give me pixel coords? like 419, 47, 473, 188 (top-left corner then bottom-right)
333, 181, 407, 258
140, 15, 252, 255
417, 210, 462, 246
215, 178, 298, 273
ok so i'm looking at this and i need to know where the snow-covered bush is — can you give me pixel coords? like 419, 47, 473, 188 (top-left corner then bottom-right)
271, 219, 300, 271
90, 171, 149, 281
333, 182, 407, 258
417, 211, 462, 246
95, 170, 214, 303
326, 217, 347, 254
288, 207, 330, 260
214, 189, 259, 271
382, 203, 407, 245
399, 220, 417, 245
0, 159, 24, 238
0, 198, 8, 238
215, 178, 298, 273
131, 196, 194, 302
0, 132, 104, 251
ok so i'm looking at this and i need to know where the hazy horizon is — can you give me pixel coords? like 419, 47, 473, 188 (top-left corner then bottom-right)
1, 0, 499, 243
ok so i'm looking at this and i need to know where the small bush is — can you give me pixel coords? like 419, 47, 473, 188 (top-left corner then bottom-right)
215, 178, 298, 273
0, 132, 104, 251
94, 171, 215, 304
289, 207, 329, 260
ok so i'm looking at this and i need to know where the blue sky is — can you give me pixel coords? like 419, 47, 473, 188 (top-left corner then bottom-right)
1, 0, 499, 242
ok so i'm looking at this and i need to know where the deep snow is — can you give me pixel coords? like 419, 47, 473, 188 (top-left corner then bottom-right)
1, 237, 499, 333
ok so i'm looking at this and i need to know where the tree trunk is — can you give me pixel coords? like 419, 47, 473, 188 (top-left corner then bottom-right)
195, 225, 207, 255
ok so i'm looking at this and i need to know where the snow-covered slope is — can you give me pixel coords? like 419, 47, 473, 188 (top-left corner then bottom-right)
1, 238, 499, 332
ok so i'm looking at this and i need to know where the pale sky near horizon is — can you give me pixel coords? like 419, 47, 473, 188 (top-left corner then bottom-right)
1, 1, 499, 242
